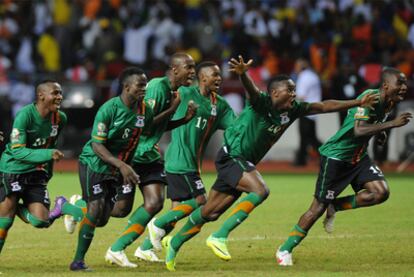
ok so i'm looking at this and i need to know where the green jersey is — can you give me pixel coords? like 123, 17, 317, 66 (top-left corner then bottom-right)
0, 103, 67, 176
319, 89, 387, 163
133, 76, 174, 164
79, 96, 153, 174
165, 86, 236, 174
224, 92, 310, 165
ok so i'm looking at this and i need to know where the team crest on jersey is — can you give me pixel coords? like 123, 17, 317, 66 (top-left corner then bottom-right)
50, 125, 58, 137
147, 99, 156, 109
97, 122, 107, 136
136, 115, 145, 127
280, 112, 290, 124
211, 104, 217, 116
11, 128, 20, 143
355, 107, 365, 117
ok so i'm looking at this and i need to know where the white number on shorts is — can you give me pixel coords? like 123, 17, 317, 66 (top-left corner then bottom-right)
195, 180, 204, 190
369, 165, 383, 177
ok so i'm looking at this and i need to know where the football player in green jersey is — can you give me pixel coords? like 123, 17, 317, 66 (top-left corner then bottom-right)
68, 67, 154, 271
106, 53, 198, 265
137, 61, 236, 264
163, 55, 378, 271
277, 67, 412, 266
0, 80, 83, 255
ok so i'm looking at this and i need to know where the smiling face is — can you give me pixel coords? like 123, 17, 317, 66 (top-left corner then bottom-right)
199, 65, 222, 93
270, 79, 296, 110
37, 82, 63, 112
384, 72, 408, 104
172, 55, 196, 87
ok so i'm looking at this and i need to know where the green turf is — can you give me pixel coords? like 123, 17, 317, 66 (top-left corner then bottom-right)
1, 172, 413, 276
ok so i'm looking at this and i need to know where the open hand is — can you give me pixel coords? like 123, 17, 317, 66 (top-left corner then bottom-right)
52, 150, 64, 161
392, 112, 412, 127
360, 92, 380, 110
119, 163, 140, 186
228, 55, 253, 75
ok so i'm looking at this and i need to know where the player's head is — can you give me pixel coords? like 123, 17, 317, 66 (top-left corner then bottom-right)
380, 67, 408, 104
196, 61, 222, 93
169, 53, 196, 87
118, 67, 148, 102
35, 80, 63, 112
267, 75, 296, 110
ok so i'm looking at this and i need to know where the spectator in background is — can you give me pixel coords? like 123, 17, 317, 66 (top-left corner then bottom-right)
331, 63, 367, 124
9, 74, 35, 118
37, 27, 61, 73
293, 57, 322, 166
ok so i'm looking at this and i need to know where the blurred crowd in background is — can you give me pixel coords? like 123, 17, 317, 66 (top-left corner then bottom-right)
1, 0, 414, 159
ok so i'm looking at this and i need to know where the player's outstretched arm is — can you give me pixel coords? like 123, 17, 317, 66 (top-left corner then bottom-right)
91, 142, 140, 185
228, 55, 259, 104
306, 92, 379, 115
354, 112, 412, 137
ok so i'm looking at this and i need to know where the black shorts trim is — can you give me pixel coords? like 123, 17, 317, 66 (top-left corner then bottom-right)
133, 160, 167, 186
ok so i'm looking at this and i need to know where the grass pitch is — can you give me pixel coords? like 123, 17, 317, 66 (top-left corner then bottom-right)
1, 172, 413, 276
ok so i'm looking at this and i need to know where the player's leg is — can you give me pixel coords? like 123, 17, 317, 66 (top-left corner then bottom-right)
70, 164, 111, 271
278, 156, 350, 265
148, 173, 206, 251
323, 158, 387, 231
165, 189, 237, 271
109, 182, 163, 264
0, 193, 17, 253
64, 194, 86, 234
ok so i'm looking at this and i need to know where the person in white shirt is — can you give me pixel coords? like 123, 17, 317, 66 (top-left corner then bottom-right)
293, 57, 322, 166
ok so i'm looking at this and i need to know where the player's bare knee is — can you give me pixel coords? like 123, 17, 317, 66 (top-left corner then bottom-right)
377, 189, 390, 203
96, 217, 110, 227
144, 200, 163, 215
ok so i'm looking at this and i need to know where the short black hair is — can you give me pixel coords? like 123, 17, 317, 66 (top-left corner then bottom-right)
196, 61, 217, 79
117, 67, 145, 95
170, 52, 193, 68
380, 67, 402, 85
35, 79, 59, 99
267, 74, 291, 92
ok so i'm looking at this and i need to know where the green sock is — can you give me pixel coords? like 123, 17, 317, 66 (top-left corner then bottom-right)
140, 222, 176, 251
170, 207, 207, 251
111, 206, 152, 251
62, 202, 84, 222
0, 217, 14, 253
154, 198, 198, 230
212, 192, 264, 239
18, 206, 49, 228
332, 195, 357, 211
75, 199, 87, 208
280, 224, 307, 252
74, 212, 96, 261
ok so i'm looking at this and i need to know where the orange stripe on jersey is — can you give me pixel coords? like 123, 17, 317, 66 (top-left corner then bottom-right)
121, 223, 145, 236
92, 136, 107, 141
11, 144, 26, 149
351, 143, 366, 164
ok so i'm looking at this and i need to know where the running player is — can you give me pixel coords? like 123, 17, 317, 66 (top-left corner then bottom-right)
104, 53, 197, 266
276, 67, 412, 266
163, 55, 378, 271
68, 67, 153, 271
139, 61, 236, 261
0, 80, 83, 254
